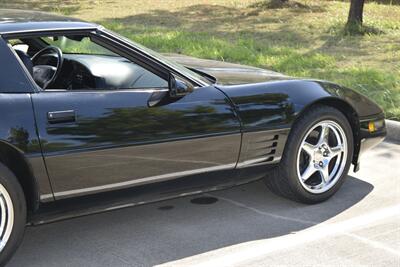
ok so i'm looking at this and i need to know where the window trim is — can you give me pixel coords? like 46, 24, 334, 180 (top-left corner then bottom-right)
97, 27, 209, 87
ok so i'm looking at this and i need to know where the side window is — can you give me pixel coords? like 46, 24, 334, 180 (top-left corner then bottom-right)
8, 34, 168, 91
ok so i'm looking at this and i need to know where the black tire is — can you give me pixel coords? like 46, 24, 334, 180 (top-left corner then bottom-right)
0, 163, 26, 266
264, 105, 354, 204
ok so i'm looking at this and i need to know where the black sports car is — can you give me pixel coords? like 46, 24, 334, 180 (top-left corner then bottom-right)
0, 9, 386, 264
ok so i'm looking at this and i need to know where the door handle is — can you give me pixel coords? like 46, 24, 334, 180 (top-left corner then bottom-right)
47, 110, 76, 124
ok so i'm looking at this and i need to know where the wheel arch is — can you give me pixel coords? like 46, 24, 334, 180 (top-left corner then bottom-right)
294, 97, 361, 168
0, 140, 40, 214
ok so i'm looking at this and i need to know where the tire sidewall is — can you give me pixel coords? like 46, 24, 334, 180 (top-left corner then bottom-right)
0, 164, 26, 266
283, 107, 354, 203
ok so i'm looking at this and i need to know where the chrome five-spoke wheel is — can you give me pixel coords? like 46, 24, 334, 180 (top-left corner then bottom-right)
296, 120, 348, 194
0, 183, 14, 252
264, 105, 353, 203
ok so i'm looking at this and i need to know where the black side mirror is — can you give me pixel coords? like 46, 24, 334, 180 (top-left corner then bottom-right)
169, 74, 194, 98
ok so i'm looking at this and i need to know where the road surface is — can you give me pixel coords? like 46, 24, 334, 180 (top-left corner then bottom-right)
8, 141, 400, 266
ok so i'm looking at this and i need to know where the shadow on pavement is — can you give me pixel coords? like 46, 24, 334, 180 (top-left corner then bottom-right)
9, 176, 372, 267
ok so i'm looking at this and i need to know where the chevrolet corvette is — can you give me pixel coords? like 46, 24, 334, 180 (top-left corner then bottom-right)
0, 9, 386, 264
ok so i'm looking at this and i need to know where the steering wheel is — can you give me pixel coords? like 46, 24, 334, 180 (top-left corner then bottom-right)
31, 46, 64, 89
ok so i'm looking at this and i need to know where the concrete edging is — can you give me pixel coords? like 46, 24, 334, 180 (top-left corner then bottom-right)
385, 119, 400, 143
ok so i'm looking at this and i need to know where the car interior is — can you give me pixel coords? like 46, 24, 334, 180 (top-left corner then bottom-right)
8, 35, 168, 91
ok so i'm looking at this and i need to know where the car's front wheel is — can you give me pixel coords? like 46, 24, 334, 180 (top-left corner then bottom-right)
265, 105, 354, 203
0, 164, 26, 266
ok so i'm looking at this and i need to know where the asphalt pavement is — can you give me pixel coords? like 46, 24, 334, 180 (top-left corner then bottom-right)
8, 141, 400, 267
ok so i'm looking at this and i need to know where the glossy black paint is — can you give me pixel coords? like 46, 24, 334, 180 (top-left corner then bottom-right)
212, 78, 385, 167
0, 93, 53, 204
169, 54, 383, 118
0, 10, 386, 222
30, 164, 272, 225
32, 86, 241, 199
0, 38, 34, 93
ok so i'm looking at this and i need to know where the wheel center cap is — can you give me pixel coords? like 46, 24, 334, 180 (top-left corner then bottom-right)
314, 151, 324, 163
314, 144, 330, 167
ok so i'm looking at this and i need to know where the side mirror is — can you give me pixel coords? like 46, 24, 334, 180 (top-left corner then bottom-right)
169, 74, 194, 98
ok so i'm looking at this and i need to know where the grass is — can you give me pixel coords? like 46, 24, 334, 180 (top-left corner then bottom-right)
2, 0, 399, 119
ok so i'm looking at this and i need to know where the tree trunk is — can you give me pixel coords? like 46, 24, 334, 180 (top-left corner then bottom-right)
347, 0, 365, 26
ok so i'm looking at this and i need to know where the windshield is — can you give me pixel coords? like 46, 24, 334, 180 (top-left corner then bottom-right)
100, 28, 211, 86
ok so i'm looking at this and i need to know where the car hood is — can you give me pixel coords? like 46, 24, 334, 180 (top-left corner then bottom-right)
163, 53, 291, 85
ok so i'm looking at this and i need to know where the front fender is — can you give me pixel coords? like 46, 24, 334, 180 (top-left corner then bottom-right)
216, 79, 385, 169
217, 79, 383, 130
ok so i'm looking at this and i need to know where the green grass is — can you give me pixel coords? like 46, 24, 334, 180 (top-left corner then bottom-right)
103, 22, 400, 119
2, 0, 399, 119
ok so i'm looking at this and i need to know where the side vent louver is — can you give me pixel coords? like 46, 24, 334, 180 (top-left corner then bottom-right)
252, 134, 278, 163
239, 134, 280, 167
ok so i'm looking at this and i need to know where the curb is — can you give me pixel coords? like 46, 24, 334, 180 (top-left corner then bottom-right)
385, 119, 400, 143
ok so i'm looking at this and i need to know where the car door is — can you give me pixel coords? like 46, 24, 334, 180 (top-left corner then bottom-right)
32, 85, 241, 199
